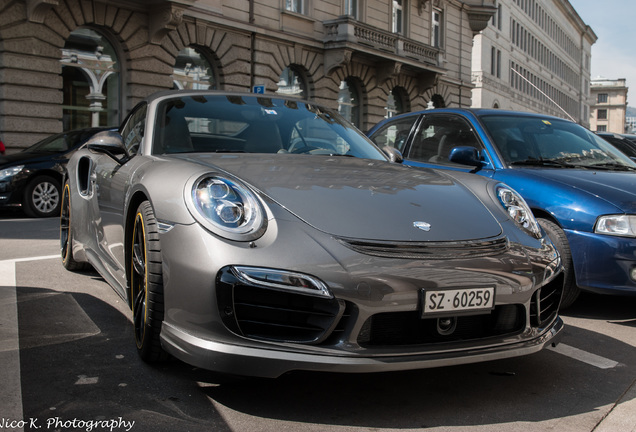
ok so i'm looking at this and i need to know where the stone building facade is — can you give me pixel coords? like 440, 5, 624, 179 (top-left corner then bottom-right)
589, 78, 628, 133
470, 0, 596, 127
0, 0, 496, 151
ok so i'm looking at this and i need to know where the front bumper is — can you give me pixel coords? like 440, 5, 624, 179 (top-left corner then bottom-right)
0, 180, 24, 208
160, 317, 564, 378
566, 229, 636, 295
157, 219, 563, 377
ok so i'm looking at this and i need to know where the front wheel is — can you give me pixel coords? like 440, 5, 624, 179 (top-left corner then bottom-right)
538, 218, 580, 309
24, 175, 62, 218
130, 201, 168, 362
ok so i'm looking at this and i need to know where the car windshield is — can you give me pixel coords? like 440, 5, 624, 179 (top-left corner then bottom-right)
480, 114, 636, 170
25, 129, 102, 153
152, 94, 387, 160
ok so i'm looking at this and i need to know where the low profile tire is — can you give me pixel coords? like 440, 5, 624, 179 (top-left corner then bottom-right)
130, 201, 168, 362
24, 175, 62, 218
60, 180, 87, 271
538, 218, 580, 309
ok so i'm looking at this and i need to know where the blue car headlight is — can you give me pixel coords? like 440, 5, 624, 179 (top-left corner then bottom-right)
496, 184, 541, 239
188, 174, 267, 241
595, 215, 636, 237
0, 165, 25, 180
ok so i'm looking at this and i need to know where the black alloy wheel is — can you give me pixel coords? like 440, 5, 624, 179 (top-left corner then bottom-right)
130, 201, 168, 361
60, 180, 86, 271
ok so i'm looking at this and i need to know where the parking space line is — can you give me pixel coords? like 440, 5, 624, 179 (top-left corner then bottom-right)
0, 255, 58, 432
549, 343, 619, 369
0, 260, 24, 432
8, 254, 60, 263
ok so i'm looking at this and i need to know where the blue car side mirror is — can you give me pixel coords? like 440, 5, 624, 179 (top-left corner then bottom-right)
448, 146, 482, 167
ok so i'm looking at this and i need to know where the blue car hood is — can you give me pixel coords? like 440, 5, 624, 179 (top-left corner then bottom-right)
186, 154, 504, 242
516, 168, 636, 213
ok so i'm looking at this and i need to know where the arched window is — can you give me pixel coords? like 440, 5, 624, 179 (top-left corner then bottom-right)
431, 94, 446, 108
276, 66, 308, 99
61, 28, 121, 130
173, 47, 217, 90
338, 78, 361, 128
386, 87, 408, 118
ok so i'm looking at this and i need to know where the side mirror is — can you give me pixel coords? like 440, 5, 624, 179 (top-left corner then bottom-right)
86, 131, 128, 163
382, 146, 404, 163
448, 146, 482, 167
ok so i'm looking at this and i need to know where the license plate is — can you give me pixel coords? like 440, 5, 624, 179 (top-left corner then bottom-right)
422, 287, 495, 316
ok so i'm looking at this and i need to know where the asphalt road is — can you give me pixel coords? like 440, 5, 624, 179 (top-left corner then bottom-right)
1, 211, 635, 432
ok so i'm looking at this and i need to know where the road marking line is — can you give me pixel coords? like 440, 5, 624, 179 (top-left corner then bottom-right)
1, 254, 60, 264
0, 255, 58, 432
0, 260, 24, 432
549, 343, 619, 369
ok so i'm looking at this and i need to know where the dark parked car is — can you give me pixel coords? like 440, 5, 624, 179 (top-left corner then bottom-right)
0, 127, 111, 217
368, 108, 636, 308
60, 91, 563, 377
596, 132, 636, 160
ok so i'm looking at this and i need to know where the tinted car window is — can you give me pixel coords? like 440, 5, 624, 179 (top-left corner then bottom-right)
409, 114, 481, 163
368, 116, 418, 153
26, 129, 95, 153
152, 95, 387, 160
121, 104, 147, 155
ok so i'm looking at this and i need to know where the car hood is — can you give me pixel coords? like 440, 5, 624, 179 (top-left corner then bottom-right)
183, 154, 503, 242
515, 168, 636, 213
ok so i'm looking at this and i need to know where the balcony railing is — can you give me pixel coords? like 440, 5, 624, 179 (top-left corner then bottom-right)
323, 17, 440, 67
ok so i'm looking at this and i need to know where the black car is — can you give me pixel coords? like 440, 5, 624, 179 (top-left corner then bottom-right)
596, 132, 636, 160
0, 127, 111, 217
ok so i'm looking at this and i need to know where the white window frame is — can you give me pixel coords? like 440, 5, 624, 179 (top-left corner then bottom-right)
286, 0, 305, 14
392, 0, 404, 34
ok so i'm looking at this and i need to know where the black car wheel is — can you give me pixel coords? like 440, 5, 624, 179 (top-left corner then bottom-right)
60, 180, 87, 271
538, 218, 580, 309
130, 201, 168, 362
24, 175, 62, 218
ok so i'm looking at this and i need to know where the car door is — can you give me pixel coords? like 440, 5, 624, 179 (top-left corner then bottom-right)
91, 103, 149, 294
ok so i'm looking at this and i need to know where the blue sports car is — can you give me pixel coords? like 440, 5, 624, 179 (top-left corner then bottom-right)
368, 108, 636, 308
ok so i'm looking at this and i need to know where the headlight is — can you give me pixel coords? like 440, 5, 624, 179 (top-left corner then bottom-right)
496, 184, 541, 238
188, 175, 266, 241
595, 215, 636, 237
0, 165, 25, 180
233, 266, 332, 298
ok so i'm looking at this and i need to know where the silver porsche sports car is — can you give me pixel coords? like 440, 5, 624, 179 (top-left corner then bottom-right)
61, 90, 564, 378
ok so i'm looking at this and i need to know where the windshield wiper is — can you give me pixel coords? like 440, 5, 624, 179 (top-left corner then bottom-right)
584, 162, 636, 171
510, 158, 577, 168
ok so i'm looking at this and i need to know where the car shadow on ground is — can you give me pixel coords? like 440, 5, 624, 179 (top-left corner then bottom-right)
561, 291, 636, 327
190, 295, 636, 429
17, 285, 234, 432
15, 274, 636, 431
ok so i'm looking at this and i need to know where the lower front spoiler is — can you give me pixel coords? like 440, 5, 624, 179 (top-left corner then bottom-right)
160, 317, 564, 378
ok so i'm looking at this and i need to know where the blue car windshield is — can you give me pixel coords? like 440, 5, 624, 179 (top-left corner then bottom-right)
480, 115, 636, 170
152, 94, 387, 160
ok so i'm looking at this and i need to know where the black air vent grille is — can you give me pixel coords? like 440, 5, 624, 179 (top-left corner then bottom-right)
216, 267, 344, 344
